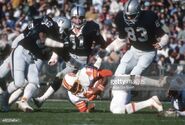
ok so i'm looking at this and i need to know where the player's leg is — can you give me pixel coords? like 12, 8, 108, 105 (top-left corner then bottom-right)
129, 75, 167, 87
162, 90, 185, 117
68, 91, 95, 112
0, 33, 24, 90
0, 56, 11, 91
110, 90, 131, 114
130, 51, 155, 75
181, 90, 185, 109
124, 51, 163, 114
8, 86, 24, 105
114, 49, 137, 75
110, 49, 136, 114
1, 46, 26, 112
177, 111, 185, 117
172, 90, 185, 111
33, 77, 61, 108
125, 95, 163, 114
0, 56, 11, 78
17, 59, 43, 112
33, 64, 76, 107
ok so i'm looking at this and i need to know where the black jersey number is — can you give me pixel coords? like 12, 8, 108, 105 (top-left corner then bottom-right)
41, 18, 53, 28
69, 35, 76, 50
27, 21, 34, 30
125, 27, 148, 42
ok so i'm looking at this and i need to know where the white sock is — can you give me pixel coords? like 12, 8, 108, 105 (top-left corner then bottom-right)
125, 99, 152, 114
22, 83, 37, 102
7, 81, 18, 94
39, 86, 55, 101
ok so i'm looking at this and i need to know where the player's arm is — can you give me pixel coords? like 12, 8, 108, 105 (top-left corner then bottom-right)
153, 34, 169, 50
152, 13, 169, 50
48, 52, 59, 66
94, 37, 126, 68
44, 37, 65, 48
105, 37, 127, 53
83, 78, 106, 101
106, 11, 128, 53
51, 46, 83, 69
96, 11, 127, 59
83, 69, 112, 101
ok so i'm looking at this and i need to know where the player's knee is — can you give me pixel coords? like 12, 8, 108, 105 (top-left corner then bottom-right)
110, 105, 126, 114
51, 77, 62, 91
29, 82, 39, 88
110, 102, 126, 114
131, 65, 147, 75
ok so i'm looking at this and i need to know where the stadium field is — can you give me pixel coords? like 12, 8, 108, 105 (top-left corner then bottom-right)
0, 100, 185, 125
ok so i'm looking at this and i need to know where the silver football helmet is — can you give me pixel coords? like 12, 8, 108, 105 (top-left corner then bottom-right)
71, 6, 86, 28
123, 0, 141, 25
52, 16, 71, 34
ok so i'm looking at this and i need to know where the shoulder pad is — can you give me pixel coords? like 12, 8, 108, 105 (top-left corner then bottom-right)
82, 21, 99, 34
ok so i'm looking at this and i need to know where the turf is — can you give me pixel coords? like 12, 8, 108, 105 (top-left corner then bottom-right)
0, 100, 185, 125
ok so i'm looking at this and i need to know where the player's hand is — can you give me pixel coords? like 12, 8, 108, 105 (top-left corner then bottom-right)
83, 88, 98, 101
48, 58, 58, 66
153, 43, 162, 50
97, 49, 110, 58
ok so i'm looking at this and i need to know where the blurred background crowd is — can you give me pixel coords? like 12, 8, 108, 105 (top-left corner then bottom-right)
0, 0, 185, 78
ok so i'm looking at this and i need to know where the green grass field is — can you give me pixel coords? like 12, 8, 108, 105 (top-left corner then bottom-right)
0, 100, 185, 125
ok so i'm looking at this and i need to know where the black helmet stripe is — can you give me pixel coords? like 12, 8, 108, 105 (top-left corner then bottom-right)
127, 0, 132, 13
77, 6, 79, 16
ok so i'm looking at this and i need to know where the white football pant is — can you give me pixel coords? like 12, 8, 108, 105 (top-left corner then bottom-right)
110, 46, 156, 113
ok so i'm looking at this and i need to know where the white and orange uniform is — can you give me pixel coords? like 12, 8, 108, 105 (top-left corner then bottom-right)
62, 66, 112, 112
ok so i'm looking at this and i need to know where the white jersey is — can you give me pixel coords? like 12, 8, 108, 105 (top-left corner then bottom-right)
63, 67, 99, 98
63, 66, 112, 101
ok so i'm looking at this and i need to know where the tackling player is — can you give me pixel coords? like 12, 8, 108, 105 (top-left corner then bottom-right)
33, 5, 106, 108
1, 16, 71, 112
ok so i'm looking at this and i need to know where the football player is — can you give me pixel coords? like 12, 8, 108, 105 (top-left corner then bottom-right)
0, 32, 26, 91
1, 16, 71, 112
163, 90, 185, 117
61, 66, 112, 112
33, 6, 106, 108
160, 73, 185, 117
100, 0, 169, 114
117, 73, 185, 115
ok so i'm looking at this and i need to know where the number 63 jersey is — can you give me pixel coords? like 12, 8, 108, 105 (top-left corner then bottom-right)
115, 10, 165, 51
